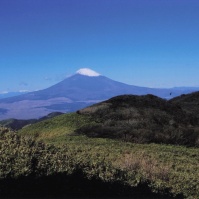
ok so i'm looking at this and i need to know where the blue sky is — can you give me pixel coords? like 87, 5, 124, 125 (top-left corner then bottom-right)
0, 0, 199, 93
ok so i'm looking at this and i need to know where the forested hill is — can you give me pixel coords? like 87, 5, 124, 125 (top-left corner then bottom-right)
77, 94, 199, 146
170, 91, 199, 122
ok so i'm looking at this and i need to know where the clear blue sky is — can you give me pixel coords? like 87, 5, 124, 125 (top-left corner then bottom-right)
0, 0, 199, 93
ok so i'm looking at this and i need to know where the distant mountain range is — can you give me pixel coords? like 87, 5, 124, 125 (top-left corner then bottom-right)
0, 112, 63, 130
0, 68, 198, 120
0, 91, 29, 99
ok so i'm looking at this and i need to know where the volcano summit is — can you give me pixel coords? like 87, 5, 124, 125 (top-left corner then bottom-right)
0, 68, 198, 120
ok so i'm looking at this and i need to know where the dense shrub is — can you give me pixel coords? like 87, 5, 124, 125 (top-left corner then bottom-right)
77, 95, 199, 147
170, 91, 199, 123
0, 126, 11, 134
1, 129, 198, 198
0, 132, 74, 179
0, 132, 175, 198
76, 123, 199, 147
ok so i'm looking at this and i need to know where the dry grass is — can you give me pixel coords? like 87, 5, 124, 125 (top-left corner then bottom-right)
116, 152, 171, 183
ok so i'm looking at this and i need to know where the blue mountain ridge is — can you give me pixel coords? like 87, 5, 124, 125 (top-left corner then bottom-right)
0, 73, 198, 120
0, 91, 29, 99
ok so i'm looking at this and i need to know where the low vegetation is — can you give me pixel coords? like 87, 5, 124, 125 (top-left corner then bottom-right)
1, 131, 199, 198
77, 95, 199, 147
1, 94, 199, 198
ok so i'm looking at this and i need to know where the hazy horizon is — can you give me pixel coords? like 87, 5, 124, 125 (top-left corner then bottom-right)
1, 0, 199, 93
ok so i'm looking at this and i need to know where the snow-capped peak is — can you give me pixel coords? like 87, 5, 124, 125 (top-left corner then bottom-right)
76, 68, 100, 77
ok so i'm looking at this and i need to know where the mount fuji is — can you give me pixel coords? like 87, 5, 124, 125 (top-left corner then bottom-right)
0, 68, 198, 120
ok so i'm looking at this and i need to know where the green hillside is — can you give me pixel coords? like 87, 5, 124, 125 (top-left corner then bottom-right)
19, 113, 96, 144
16, 111, 199, 198
77, 95, 199, 146
2, 95, 198, 198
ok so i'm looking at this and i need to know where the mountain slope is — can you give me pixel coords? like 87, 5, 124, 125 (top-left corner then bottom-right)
170, 91, 199, 122
0, 112, 64, 130
0, 68, 198, 120
0, 91, 29, 99
76, 94, 199, 146
18, 94, 199, 147
15, 94, 199, 198
0, 74, 161, 102
2, 74, 198, 103
10, 115, 199, 198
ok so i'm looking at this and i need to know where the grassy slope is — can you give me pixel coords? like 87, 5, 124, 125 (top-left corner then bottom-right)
19, 113, 96, 144
18, 113, 199, 199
